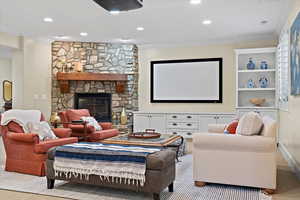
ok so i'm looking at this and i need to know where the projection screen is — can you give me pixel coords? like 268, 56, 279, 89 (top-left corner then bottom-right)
151, 58, 223, 103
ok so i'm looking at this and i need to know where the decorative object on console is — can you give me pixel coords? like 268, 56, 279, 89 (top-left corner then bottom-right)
260, 61, 268, 69
259, 76, 269, 88
246, 58, 255, 70
120, 107, 128, 125
249, 98, 266, 106
291, 12, 300, 95
247, 79, 255, 88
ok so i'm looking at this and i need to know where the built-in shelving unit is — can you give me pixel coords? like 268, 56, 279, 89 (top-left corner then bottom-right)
235, 47, 278, 121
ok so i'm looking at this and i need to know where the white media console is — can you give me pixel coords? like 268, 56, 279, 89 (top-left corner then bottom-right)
133, 111, 278, 139
133, 112, 236, 139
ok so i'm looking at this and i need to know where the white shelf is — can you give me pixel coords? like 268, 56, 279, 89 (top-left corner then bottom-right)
237, 107, 277, 109
238, 69, 276, 73
238, 88, 276, 91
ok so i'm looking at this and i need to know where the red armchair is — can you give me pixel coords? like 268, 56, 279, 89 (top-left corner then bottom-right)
0, 115, 78, 176
59, 109, 119, 142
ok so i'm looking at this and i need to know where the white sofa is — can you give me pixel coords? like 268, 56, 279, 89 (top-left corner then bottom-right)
193, 116, 277, 192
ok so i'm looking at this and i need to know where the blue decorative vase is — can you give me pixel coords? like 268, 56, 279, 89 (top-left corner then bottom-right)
247, 58, 255, 70
259, 76, 268, 88
260, 61, 268, 70
247, 79, 255, 88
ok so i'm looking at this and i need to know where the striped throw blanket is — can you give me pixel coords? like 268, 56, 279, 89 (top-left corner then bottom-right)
54, 143, 161, 186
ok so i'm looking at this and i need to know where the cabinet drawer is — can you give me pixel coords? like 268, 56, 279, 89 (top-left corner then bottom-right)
167, 129, 194, 138
167, 122, 198, 129
167, 114, 198, 121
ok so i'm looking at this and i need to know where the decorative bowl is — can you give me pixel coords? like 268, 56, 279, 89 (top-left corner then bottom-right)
249, 98, 266, 106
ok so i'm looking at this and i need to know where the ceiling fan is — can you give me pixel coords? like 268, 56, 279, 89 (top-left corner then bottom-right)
93, 0, 143, 12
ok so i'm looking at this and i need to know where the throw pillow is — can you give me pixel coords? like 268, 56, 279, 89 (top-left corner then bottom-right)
236, 112, 263, 136
27, 121, 57, 141
81, 116, 102, 131
225, 120, 239, 134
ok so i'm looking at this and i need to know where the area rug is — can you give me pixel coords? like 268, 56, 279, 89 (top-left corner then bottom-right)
0, 155, 271, 200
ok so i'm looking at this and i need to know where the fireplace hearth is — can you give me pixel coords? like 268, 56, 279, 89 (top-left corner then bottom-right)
74, 93, 112, 122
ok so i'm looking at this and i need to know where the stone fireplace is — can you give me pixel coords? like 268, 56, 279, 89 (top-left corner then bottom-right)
74, 93, 112, 122
51, 42, 139, 126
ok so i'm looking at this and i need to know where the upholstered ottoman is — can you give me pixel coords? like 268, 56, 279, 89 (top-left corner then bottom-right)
46, 147, 176, 200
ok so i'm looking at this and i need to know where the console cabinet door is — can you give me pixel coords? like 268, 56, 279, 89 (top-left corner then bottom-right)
199, 116, 217, 132
149, 114, 166, 133
134, 114, 150, 132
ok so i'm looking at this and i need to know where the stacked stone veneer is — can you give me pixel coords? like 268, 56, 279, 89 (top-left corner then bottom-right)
51, 41, 139, 125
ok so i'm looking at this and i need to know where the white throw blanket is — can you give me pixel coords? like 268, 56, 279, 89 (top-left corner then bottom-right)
0, 109, 42, 133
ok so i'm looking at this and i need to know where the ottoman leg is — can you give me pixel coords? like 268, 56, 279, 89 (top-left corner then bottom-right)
153, 193, 160, 200
168, 182, 174, 192
47, 178, 55, 189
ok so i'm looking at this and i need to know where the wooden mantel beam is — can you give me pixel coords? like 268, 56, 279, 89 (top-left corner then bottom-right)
56, 72, 128, 93
56, 72, 128, 81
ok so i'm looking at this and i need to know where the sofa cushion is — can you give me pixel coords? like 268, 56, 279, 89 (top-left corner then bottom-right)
27, 121, 57, 141
47, 148, 175, 170
66, 109, 90, 121
236, 112, 263, 136
225, 120, 239, 134
81, 116, 102, 131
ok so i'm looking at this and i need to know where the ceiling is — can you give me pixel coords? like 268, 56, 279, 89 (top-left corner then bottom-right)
0, 0, 292, 46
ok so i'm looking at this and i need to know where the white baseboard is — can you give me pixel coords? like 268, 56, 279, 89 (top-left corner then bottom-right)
278, 142, 300, 180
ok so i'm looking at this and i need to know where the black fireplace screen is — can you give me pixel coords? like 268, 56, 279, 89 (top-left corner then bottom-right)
74, 93, 112, 122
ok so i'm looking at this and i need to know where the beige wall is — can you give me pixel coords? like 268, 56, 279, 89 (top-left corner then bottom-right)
22, 38, 52, 119
279, 0, 300, 174
0, 32, 21, 49
138, 40, 277, 113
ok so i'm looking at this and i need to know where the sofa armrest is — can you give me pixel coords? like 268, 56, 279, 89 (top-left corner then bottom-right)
34, 137, 78, 154
208, 124, 226, 133
52, 128, 72, 138
193, 133, 276, 153
99, 122, 113, 130
7, 132, 39, 143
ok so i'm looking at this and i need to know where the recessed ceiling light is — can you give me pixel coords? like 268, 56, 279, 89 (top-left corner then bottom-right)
261, 20, 268, 24
110, 10, 120, 15
190, 0, 202, 5
43, 17, 53, 22
136, 27, 144, 31
119, 38, 132, 43
202, 20, 212, 25
80, 32, 88, 36
54, 36, 70, 40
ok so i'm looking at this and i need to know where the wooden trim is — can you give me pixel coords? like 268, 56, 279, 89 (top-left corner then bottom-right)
57, 72, 127, 81
101, 134, 182, 147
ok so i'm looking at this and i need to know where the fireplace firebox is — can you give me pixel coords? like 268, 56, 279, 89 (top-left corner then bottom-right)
74, 93, 112, 122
